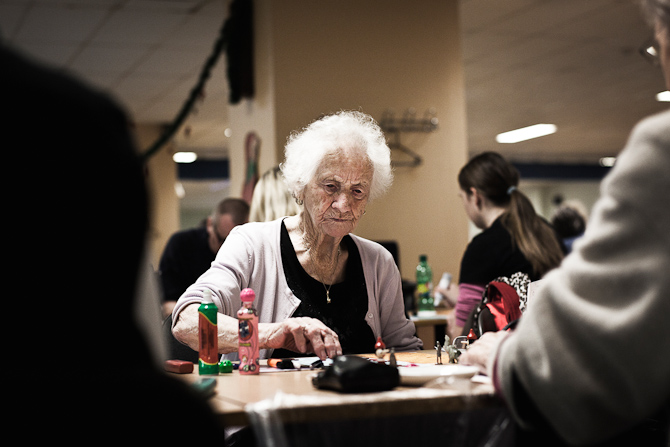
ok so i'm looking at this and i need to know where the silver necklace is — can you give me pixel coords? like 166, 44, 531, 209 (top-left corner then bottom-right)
309, 247, 341, 304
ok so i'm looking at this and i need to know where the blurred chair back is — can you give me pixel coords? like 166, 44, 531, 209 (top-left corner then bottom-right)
375, 240, 416, 316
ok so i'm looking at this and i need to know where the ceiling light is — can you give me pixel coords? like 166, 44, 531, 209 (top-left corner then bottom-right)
599, 157, 616, 167
656, 90, 670, 102
496, 124, 557, 144
173, 152, 197, 163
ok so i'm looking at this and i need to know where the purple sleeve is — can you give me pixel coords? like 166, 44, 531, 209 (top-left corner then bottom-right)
454, 283, 485, 326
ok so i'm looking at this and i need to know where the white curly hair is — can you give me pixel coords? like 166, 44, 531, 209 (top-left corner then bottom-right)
280, 110, 393, 203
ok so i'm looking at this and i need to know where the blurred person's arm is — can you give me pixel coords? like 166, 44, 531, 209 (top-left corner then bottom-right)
465, 111, 670, 445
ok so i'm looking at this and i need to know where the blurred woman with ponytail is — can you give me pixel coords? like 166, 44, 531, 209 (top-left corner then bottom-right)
442, 151, 564, 338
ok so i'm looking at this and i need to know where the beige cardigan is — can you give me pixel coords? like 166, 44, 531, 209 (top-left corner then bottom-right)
172, 218, 422, 359
497, 109, 670, 445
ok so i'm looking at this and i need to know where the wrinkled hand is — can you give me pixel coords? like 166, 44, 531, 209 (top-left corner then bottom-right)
263, 317, 342, 360
459, 331, 510, 376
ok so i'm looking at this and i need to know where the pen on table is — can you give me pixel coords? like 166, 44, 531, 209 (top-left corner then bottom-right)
268, 358, 296, 369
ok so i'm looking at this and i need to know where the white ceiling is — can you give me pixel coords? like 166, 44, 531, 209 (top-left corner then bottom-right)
1, 0, 667, 166
461, 0, 668, 163
1, 0, 232, 158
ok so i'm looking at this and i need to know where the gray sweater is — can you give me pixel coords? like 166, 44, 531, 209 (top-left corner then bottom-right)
497, 109, 670, 445
172, 218, 422, 359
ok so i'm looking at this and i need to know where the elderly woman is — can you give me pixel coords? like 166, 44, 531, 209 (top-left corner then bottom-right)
172, 111, 421, 360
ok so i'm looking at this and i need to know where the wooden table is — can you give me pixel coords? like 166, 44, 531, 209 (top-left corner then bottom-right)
175, 350, 500, 428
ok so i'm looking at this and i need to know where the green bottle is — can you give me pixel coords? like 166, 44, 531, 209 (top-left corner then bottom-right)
416, 254, 435, 316
198, 290, 219, 375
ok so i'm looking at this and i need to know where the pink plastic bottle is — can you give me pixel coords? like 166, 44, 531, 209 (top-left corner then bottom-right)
237, 288, 259, 375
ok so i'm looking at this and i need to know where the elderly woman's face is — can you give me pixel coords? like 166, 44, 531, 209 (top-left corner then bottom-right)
303, 147, 373, 239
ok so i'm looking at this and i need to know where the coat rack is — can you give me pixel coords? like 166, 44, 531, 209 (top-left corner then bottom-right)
380, 108, 438, 167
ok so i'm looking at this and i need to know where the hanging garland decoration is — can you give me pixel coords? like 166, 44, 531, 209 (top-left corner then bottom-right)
140, 18, 230, 161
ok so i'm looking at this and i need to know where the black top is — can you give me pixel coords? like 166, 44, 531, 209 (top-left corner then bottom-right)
158, 227, 215, 303
272, 222, 375, 357
459, 216, 538, 285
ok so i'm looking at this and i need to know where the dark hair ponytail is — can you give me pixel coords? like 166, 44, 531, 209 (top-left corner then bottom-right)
458, 152, 564, 277
503, 189, 564, 277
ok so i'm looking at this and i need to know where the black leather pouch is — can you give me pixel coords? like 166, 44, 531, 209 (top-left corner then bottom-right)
312, 355, 399, 393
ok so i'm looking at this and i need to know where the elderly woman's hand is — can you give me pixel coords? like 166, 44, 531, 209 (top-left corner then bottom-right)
262, 317, 343, 360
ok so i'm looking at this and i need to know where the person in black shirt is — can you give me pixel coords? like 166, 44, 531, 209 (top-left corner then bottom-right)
158, 197, 249, 317
271, 222, 375, 357
441, 152, 564, 338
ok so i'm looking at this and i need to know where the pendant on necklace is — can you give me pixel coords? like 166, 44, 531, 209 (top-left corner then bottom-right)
326, 290, 331, 304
